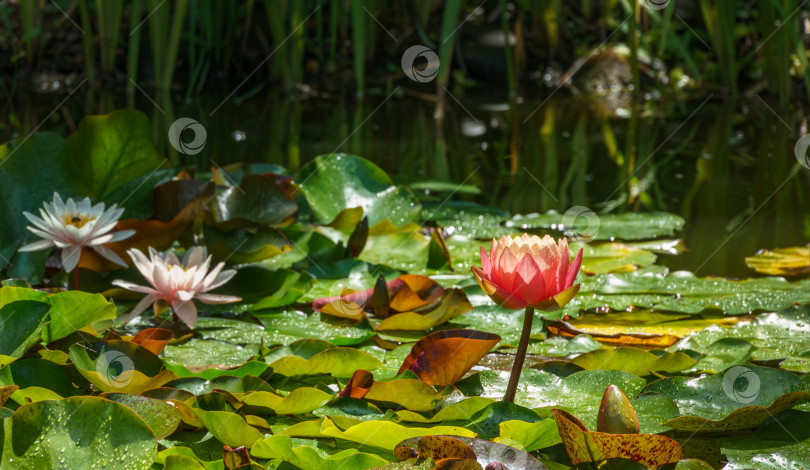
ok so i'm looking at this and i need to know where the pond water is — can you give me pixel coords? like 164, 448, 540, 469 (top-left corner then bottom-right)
3, 87, 808, 278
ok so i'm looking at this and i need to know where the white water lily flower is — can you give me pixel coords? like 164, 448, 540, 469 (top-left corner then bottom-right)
112, 246, 241, 328
19, 193, 135, 272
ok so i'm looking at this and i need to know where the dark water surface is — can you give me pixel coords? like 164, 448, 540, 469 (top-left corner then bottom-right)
3, 86, 808, 278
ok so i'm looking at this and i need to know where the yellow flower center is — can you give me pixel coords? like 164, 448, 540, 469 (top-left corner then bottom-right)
168, 265, 192, 273
61, 213, 96, 228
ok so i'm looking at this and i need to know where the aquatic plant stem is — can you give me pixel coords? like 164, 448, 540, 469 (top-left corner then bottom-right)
73, 269, 80, 291
504, 306, 534, 403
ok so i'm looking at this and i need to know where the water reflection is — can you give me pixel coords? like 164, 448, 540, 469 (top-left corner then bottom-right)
2, 87, 808, 278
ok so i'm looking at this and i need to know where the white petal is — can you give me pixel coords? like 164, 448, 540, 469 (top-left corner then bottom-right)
206, 268, 236, 291
128, 249, 155, 284
19, 239, 55, 252
66, 198, 77, 215
192, 257, 211, 286
184, 247, 206, 267
120, 294, 159, 325
112, 279, 159, 295
202, 262, 225, 288
78, 198, 92, 214
165, 252, 181, 267
92, 245, 128, 267
196, 293, 241, 304
109, 230, 135, 242
23, 211, 52, 232
86, 233, 115, 246
61, 245, 82, 272
53, 193, 66, 213
27, 226, 60, 241
172, 300, 198, 329
176, 290, 195, 301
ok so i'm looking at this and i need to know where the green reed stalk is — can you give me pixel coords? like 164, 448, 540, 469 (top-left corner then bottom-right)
351, 0, 366, 97
160, 0, 188, 90
77, 0, 96, 83
127, 0, 143, 103
95, 0, 124, 73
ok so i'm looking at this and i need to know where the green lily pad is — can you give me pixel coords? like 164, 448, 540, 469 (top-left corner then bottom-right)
164, 375, 274, 395
161, 317, 265, 368
65, 109, 168, 199
0, 301, 51, 366
100, 392, 181, 440
423, 201, 514, 239
268, 347, 383, 378
507, 211, 685, 240
673, 306, 810, 361
192, 408, 265, 448
643, 365, 809, 432
497, 419, 561, 452
209, 173, 297, 228
236, 388, 334, 415
295, 154, 422, 227
254, 308, 376, 346
718, 409, 810, 469
570, 348, 697, 376
455, 369, 646, 431
0, 396, 157, 469
251, 434, 389, 469
42, 290, 118, 343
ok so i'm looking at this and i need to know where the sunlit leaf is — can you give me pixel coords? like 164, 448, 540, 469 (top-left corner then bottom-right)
745, 245, 810, 276
399, 329, 501, 386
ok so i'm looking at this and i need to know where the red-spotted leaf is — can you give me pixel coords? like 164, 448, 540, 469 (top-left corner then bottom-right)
552, 409, 682, 468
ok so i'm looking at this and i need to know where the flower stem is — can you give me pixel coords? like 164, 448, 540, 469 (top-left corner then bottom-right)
73, 269, 80, 291
504, 306, 534, 403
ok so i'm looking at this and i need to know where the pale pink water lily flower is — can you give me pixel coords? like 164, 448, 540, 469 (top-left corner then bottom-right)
113, 247, 241, 328
19, 193, 135, 272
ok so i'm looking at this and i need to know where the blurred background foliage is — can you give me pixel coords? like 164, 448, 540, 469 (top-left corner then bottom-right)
0, 0, 809, 277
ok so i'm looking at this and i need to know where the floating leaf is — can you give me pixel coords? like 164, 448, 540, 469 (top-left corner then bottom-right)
250, 434, 389, 469
130, 328, 174, 356
0, 300, 50, 366
394, 435, 549, 469
745, 245, 810, 276
0, 396, 157, 469
399, 329, 501, 386
643, 365, 809, 432
209, 173, 297, 229
269, 347, 383, 378
338, 370, 375, 399
100, 392, 181, 439
571, 348, 697, 376
312, 416, 476, 451
236, 388, 333, 415
193, 408, 265, 448
507, 211, 685, 241
69, 340, 177, 394
296, 154, 422, 227
43, 290, 117, 343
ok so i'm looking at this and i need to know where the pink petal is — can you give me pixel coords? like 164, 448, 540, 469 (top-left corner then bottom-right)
513, 255, 546, 305
565, 247, 584, 289
532, 243, 558, 292
172, 300, 199, 329
479, 245, 492, 279
112, 279, 159, 295
555, 238, 570, 295
497, 247, 519, 291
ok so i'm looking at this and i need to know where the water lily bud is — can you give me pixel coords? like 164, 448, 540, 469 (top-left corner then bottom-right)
372, 273, 390, 318
597, 384, 639, 434
347, 216, 369, 257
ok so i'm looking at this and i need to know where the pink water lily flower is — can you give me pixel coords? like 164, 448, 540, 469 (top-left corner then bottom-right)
472, 233, 583, 311
113, 247, 241, 328
19, 193, 134, 272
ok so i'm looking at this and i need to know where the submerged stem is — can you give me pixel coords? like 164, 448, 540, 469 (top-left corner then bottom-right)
504, 306, 534, 403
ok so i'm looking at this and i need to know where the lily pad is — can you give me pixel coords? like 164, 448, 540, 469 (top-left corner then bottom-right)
507, 211, 685, 241
570, 348, 697, 376
100, 392, 182, 439
69, 340, 177, 394
745, 245, 810, 276
0, 300, 51, 366
269, 347, 383, 378
296, 154, 422, 227
250, 434, 389, 469
0, 396, 157, 469
643, 365, 809, 432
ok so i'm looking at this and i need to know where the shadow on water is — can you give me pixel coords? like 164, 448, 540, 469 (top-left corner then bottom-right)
2, 86, 808, 278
